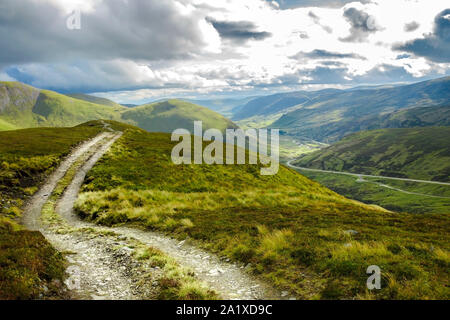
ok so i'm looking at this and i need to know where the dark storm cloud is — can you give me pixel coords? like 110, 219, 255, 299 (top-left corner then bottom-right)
291, 49, 366, 60
340, 7, 381, 42
0, 0, 210, 66
207, 19, 272, 43
404, 21, 420, 32
396, 9, 450, 63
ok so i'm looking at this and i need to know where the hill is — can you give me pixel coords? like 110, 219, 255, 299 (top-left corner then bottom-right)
186, 97, 258, 117
121, 99, 239, 133
232, 77, 450, 143
72, 123, 449, 299
233, 89, 341, 120
0, 82, 123, 128
290, 127, 450, 214
65, 93, 124, 109
0, 82, 238, 134
272, 77, 450, 142
0, 118, 16, 131
294, 127, 450, 182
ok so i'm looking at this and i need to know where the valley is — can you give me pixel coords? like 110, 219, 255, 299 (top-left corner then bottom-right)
1, 78, 449, 301
1, 0, 449, 305
290, 127, 450, 213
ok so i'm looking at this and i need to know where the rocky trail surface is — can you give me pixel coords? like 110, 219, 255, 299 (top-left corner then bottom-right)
22, 127, 286, 300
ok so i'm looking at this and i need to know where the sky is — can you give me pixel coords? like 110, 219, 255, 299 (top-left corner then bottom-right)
0, 0, 449, 104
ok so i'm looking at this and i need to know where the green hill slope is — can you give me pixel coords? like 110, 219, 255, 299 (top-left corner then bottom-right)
121, 99, 239, 133
0, 82, 123, 128
0, 82, 238, 134
271, 77, 450, 142
73, 124, 449, 299
294, 127, 450, 182
355, 105, 450, 130
66, 93, 124, 109
0, 118, 16, 131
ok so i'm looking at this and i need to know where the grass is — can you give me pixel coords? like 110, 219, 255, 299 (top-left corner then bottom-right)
0, 121, 105, 299
65, 93, 123, 108
0, 118, 16, 131
268, 77, 450, 142
0, 82, 124, 129
294, 127, 450, 182
298, 171, 450, 214
121, 99, 238, 133
1, 82, 238, 134
135, 246, 217, 300
74, 126, 450, 299
0, 220, 67, 299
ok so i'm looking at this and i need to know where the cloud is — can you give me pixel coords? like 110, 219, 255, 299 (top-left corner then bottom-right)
291, 49, 366, 60
270, 0, 371, 9
0, 0, 219, 66
308, 11, 333, 33
0, 0, 448, 100
404, 21, 420, 32
396, 9, 450, 62
207, 19, 272, 43
340, 7, 381, 42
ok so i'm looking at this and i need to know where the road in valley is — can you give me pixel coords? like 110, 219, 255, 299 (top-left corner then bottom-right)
286, 160, 450, 186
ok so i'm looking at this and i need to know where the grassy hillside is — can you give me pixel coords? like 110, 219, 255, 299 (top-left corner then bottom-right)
0, 122, 106, 299
357, 105, 450, 130
66, 93, 124, 109
297, 171, 450, 214
272, 77, 450, 142
74, 125, 449, 299
186, 96, 258, 117
233, 89, 341, 120
294, 127, 450, 182
0, 82, 123, 128
0, 118, 16, 131
0, 82, 239, 134
121, 99, 239, 133
231, 77, 450, 143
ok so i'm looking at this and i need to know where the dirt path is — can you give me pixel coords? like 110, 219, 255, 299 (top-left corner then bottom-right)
22, 128, 286, 300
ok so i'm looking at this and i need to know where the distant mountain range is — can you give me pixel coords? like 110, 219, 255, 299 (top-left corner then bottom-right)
184, 97, 258, 117
0, 82, 237, 133
232, 76, 450, 143
2, 77, 450, 145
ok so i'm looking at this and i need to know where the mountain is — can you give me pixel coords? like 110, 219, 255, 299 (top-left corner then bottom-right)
232, 77, 450, 142
0, 82, 122, 128
356, 104, 450, 129
0, 82, 238, 133
121, 99, 239, 133
0, 118, 16, 131
272, 77, 450, 142
65, 93, 123, 109
186, 97, 258, 117
294, 127, 450, 182
232, 89, 341, 121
